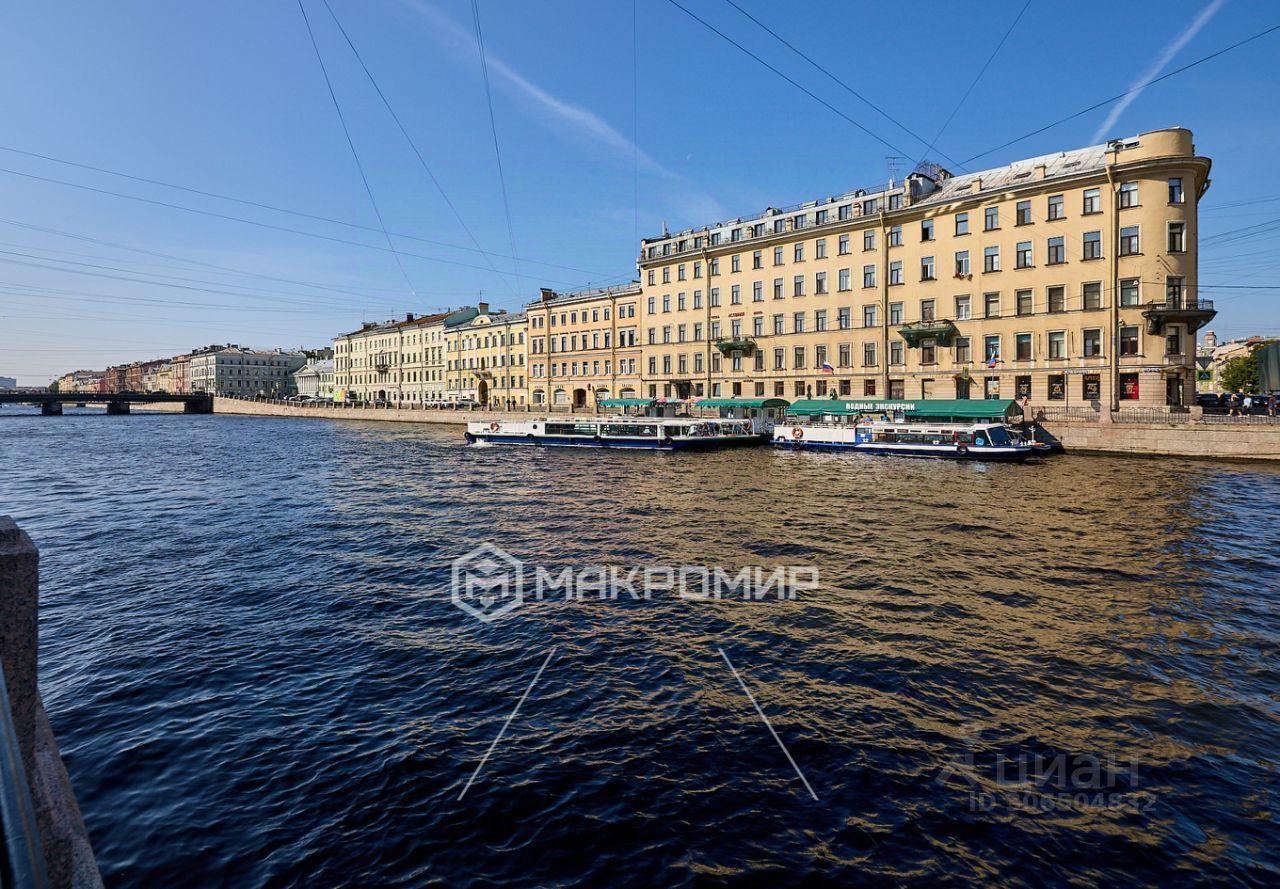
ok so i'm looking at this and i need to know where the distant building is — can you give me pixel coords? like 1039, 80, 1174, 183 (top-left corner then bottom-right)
446, 309, 528, 407
189, 346, 307, 397
53, 370, 104, 394
1200, 333, 1270, 394
0, 376, 16, 390
292, 359, 334, 399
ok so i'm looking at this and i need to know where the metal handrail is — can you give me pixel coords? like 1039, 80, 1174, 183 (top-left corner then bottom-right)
0, 661, 48, 889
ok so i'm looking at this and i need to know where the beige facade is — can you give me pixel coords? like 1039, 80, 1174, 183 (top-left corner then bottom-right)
526, 284, 643, 410
636, 128, 1212, 411
445, 311, 528, 407
334, 308, 481, 403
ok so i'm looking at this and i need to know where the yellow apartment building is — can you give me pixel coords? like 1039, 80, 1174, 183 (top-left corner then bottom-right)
526, 283, 643, 410
636, 127, 1212, 411
445, 309, 529, 407
333, 307, 480, 403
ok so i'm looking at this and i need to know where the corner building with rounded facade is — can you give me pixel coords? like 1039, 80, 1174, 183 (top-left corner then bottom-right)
635, 128, 1212, 411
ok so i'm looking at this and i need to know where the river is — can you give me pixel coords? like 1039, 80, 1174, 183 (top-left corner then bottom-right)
2, 410, 1278, 886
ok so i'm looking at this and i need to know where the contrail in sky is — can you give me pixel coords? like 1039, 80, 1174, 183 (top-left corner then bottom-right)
1092, 0, 1226, 142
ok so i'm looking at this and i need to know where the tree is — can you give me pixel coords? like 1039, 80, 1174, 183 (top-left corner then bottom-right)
1219, 352, 1259, 393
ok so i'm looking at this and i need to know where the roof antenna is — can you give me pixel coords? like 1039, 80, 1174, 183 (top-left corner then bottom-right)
886, 155, 903, 189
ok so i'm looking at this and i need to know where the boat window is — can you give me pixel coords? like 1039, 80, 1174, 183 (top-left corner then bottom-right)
987, 426, 1012, 445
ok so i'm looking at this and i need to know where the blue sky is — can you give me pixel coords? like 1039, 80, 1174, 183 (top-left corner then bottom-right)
1, 0, 1277, 383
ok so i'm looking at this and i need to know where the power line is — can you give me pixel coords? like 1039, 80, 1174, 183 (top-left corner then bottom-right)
0, 165, 591, 284
296, 0, 418, 297
719, 0, 957, 168
317, 0, 518, 298
960, 21, 1280, 165
0, 144, 609, 276
469, 0, 521, 284
922, 0, 1032, 163
663, 0, 915, 160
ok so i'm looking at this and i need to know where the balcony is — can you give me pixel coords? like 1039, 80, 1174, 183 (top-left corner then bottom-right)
1142, 298, 1216, 335
898, 319, 959, 347
714, 336, 757, 356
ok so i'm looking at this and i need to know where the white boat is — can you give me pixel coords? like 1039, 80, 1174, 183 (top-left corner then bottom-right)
774, 419, 1036, 461
465, 416, 763, 450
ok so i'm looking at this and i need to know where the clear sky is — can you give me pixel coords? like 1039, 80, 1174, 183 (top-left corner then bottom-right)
1, 0, 1277, 384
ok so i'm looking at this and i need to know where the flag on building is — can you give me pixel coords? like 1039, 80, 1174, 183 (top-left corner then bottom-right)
820, 362, 835, 374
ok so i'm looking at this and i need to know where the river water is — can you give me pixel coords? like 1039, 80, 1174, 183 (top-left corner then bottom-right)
2, 410, 1278, 886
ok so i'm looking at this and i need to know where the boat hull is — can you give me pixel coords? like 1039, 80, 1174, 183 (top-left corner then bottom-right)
773, 439, 1034, 461
469, 433, 764, 450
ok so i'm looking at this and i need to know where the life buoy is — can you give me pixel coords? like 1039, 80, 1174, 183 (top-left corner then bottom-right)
791, 426, 804, 440
662, 435, 674, 448
489, 422, 500, 433
956, 444, 969, 456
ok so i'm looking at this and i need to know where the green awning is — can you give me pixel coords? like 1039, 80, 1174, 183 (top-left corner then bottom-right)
695, 398, 790, 409
787, 399, 1022, 420
599, 398, 653, 407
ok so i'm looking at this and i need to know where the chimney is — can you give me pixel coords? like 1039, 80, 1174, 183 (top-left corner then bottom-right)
970, 178, 982, 194
539, 288, 556, 302
1035, 164, 1047, 180
477, 301, 489, 315
406, 312, 415, 322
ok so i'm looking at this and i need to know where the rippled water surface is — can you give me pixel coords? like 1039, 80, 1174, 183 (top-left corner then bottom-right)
2, 410, 1279, 887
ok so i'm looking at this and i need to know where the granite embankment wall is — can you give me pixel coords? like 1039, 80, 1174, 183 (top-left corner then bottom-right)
213, 397, 518, 426
1041, 418, 1280, 461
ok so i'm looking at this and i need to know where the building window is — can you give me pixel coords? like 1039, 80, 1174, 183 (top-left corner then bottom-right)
1083, 188, 1101, 214
815, 239, 827, 259
753, 281, 763, 302
984, 376, 1000, 399
793, 275, 805, 296
888, 226, 902, 247
921, 219, 934, 241
921, 299, 935, 322
1120, 325, 1139, 355
731, 255, 740, 272
1048, 374, 1065, 400
889, 378, 905, 399
1048, 330, 1066, 359
1085, 286, 1105, 314
815, 310, 828, 331
793, 312, 805, 333
984, 335, 1000, 362
1119, 181, 1139, 209
889, 302, 903, 325
793, 347, 806, 369
863, 265, 876, 288
1119, 373, 1139, 400
921, 256, 935, 280
1047, 286, 1065, 313
984, 206, 999, 230
815, 272, 828, 294
920, 338, 937, 364
864, 379, 877, 397
773, 247, 784, 266
984, 246, 1000, 272
773, 347, 784, 370
955, 337, 971, 363
1083, 230, 1102, 260
838, 343, 851, 366
1016, 241, 1032, 269
890, 341, 903, 365
1168, 222, 1186, 253
1016, 200, 1032, 225
1083, 328, 1102, 357
1016, 375, 1032, 399
955, 295, 971, 320
731, 284, 741, 305
1166, 328, 1182, 356
1167, 276, 1185, 304
773, 278, 784, 299
1119, 226, 1140, 255
1168, 177, 1184, 204
863, 230, 875, 251
863, 305, 877, 328
839, 234, 850, 255
794, 243, 805, 262
838, 268, 850, 291
1015, 333, 1032, 360
955, 250, 970, 276
863, 342, 877, 367
955, 212, 969, 236
1047, 194, 1065, 220
984, 292, 1000, 318
1116, 278, 1137, 308
753, 250, 763, 269
1047, 236, 1065, 265
889, 261, 903, 285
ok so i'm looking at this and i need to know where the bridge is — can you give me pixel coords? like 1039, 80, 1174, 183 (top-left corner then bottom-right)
0, 391, 213, 415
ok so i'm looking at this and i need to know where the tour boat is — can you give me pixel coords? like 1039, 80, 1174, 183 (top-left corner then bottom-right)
465, 416, 764, 450
774, 419, 1037, 461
